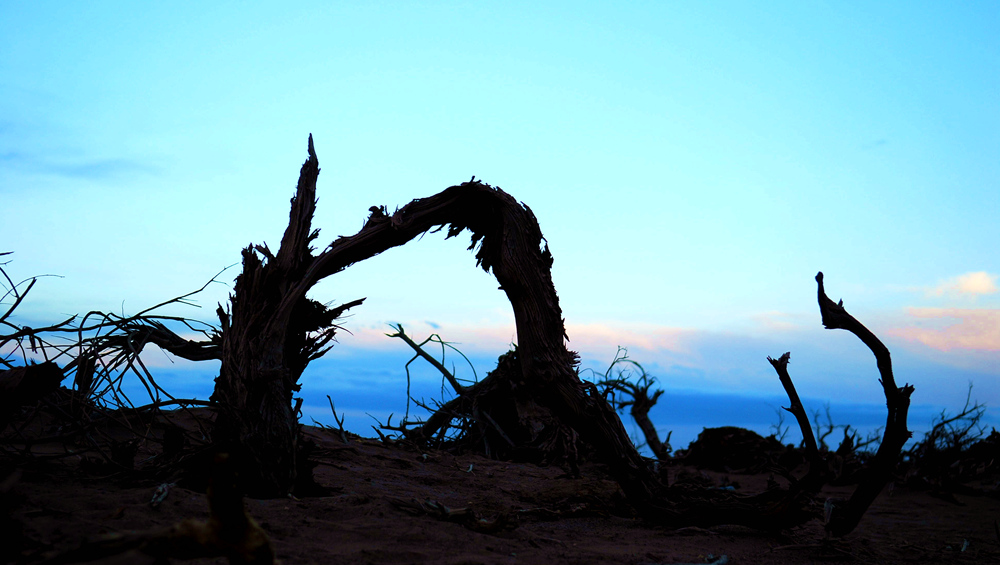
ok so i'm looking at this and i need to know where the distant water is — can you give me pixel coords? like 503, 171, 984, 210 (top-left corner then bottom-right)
121, 350, 994, 454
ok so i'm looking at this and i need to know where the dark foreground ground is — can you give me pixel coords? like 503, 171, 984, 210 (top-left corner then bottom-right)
6, 419, 1000, 565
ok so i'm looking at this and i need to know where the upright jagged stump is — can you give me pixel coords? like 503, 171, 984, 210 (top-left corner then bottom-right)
210, 136, 364, 496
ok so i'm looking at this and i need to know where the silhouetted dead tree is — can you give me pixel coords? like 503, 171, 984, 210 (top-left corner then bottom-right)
814, 272, 914, 536
595, 348, 670, 461
766, 273, 915, 537
207, 138, 915, 536
0, 259, 224, 476
1, 136, 917, 536
207, 136, 658, 499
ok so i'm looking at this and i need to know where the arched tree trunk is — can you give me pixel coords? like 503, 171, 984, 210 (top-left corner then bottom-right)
210, 136, 660, 500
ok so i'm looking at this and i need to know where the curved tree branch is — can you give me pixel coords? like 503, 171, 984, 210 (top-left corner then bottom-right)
815, 272, 914, 536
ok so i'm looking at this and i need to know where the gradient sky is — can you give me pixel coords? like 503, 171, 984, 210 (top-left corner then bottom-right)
2, 2, 998, 442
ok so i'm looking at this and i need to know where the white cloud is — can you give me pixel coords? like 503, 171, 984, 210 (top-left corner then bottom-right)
928, 272, 998, 298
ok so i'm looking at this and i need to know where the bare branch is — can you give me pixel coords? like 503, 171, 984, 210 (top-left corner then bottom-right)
387, 323, 466, 395
767, 352, 819, 459
815, 272, 915, 537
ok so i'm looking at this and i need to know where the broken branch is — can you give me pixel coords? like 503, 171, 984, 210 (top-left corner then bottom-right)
815, 272, 914, 536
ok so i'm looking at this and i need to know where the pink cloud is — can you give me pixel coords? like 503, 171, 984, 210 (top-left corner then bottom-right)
928, 272, 998, 298
889, 307, 1000, 352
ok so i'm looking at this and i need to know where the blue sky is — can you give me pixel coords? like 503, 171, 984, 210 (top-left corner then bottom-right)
2, 2, 998, 445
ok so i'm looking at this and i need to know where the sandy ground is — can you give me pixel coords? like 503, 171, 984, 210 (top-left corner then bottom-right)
6, 419, 1000, 565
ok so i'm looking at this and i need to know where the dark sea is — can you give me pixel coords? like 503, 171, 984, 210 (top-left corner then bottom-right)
123, 347, 990, 454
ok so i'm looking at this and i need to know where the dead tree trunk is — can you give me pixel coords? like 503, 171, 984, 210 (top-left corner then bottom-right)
210, 136, 661, 501
630, 394, 670, 461
765, 273, 915, 536
210, 136, 364, 497
598, 364, 670, 461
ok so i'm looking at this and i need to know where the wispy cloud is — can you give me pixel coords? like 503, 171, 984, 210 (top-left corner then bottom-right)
337, 322, 518, 352
50, 158, 158, 180
565, 322, 693, 354
332, 319, 796, 393
861, 138, 888, 150
338, 320, 697, 357
927, 272, 998, 298
750, 310, 810, 332
889, 308, 1000, 352
0, 151, 158, 180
